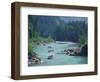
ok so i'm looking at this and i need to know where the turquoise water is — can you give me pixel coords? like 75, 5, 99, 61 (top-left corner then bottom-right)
32, 41, 87, 66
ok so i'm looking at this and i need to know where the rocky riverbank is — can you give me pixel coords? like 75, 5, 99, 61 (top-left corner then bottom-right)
63, 44, 87, 56
28, 52, 43, 66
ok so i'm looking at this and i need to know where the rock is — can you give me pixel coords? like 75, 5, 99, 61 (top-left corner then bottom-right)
62, 45, 87, 56
64, 49, 74, 56
43, 44, 46, 46
48, 50, 54, 53
28, 52, 43, 65
68, 49, 74, 52
64, 49, 67, 52
36, 42, 40, 45
33, 58, 41, 64
28, 57, 43, 65
48, 46, 52, 48
28, 52, 37, 59
69, 51, 75, 56
66, 48, 81, 56
65, 51, 69, 55
64, 50, 69, 55
79, 44, 88, 56
74, 48, 81, 55
47, 55, 53, 60
28, 52, 32, 59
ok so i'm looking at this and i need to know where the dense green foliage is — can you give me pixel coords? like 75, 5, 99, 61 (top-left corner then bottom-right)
53, 21, 87, 47
28, 16, 54, 56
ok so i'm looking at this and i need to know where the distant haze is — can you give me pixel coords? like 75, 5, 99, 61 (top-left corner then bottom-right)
59, 16, 88, 24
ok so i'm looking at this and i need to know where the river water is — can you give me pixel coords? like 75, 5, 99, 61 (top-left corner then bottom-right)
32, 41, 87, 66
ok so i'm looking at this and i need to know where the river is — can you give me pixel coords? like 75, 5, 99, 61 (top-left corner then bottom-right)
31, 41, 87, 66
